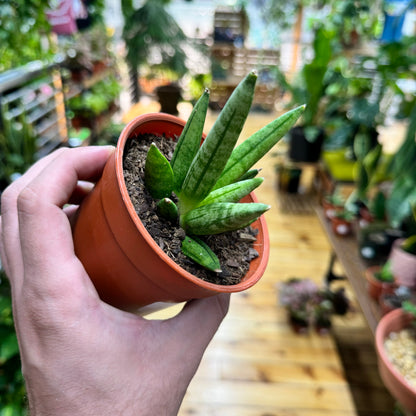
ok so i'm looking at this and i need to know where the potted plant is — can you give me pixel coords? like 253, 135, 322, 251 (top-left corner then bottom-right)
375, 301, 416, 413
330, 208, 355, 236
275, 25, 333, 162
73, 72, 305, 311
121, 0, 189, 103
379, 286, 414, 316
275, 163, 302, 194
322, 189, 345, 220
278, 278, 350, 334
388, 204, 416, 289
365, 260, 395, 301
278, 278, 318, 334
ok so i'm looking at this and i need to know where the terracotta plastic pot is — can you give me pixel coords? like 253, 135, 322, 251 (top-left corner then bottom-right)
322, 199, 343, 220
375, 308, 416, 413
365, 266, 395, 301
389, 238, 416, 289
73, 113, 270, 311
330, 216, 352, 236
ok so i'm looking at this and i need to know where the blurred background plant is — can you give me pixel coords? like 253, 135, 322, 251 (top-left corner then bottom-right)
0, 0, 54, 72
0, 112, 37, 190
0, 269, 26, 416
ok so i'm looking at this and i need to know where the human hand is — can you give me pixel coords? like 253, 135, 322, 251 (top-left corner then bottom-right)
0, 146, 230, 416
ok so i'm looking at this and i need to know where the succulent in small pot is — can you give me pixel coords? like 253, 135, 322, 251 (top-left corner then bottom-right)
322, 190, 344, 220
365, 261, 395, 301
331, 208, 355, 236
73, 72, 305, 310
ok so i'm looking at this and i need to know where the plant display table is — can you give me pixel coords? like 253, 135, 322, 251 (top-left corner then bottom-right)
316, 207, 382, 334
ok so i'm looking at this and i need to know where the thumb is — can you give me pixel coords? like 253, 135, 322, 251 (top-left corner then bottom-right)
165, 294, 230, 357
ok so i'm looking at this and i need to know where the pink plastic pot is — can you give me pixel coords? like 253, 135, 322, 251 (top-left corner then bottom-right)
389, 238, 416, 289
375, 308, 416, 413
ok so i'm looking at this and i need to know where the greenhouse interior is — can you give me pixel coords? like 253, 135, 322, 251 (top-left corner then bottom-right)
1, 0, 416, 415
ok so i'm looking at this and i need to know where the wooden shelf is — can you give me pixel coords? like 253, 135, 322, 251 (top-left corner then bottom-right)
316, 207, 382, 335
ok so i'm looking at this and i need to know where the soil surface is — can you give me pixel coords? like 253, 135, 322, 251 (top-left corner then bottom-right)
123, 133, 259, 285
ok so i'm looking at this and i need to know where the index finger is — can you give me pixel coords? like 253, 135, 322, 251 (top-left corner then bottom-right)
12, 146, 114, 291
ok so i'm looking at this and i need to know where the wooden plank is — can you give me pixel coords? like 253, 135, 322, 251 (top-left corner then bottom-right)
182, 380, 356, 412
180, 403, 357, 416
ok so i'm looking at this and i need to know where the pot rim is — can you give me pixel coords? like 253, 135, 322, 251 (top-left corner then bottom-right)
114, 112, 269, 292
375, 308, 416, 395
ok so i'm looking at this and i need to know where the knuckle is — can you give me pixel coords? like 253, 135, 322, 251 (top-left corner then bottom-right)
16, 186, 39, 214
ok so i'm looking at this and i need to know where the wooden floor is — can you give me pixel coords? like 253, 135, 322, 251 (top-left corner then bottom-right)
126, 103, 396, 416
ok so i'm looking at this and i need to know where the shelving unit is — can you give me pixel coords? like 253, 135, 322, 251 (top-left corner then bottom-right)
210, 6, 280, 110
0, 60, 68, 158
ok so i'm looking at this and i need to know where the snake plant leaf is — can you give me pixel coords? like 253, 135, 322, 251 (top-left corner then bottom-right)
198, 177, 264, 207
144, 143, 174, 199
402, 235, 416, 255
238, 168, 261, 181
213, 105, 305, 190
181, 236, 222, 272
156, 198, 178, 222
179, 71, 257, 214
181, 202, 270, 235
170, 89, 210, 193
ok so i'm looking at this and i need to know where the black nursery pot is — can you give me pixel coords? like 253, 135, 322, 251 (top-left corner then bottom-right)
155, 84, 182, 115
288, 126, 325, 163
277, 166, 302, 194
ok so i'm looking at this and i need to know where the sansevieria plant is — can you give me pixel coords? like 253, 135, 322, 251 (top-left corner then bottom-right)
144, 71, 305, 272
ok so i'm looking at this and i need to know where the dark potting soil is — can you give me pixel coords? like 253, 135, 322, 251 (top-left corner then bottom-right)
122, 133, 259, 285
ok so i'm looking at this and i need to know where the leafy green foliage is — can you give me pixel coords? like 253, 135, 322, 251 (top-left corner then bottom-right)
0, 112, 37, 189
273, 25, 333, 141
67, 75, 121, 117
144, 72, 305, 270
386, 104, 416, 228
402, 300, 416, 325
375, 260, 394, 283
401, 204, 416, 255
0, 0, 53, 72
0, 270, 27, 415
122, 0, 188, 76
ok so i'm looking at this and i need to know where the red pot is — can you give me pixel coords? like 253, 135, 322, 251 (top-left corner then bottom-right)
331, 216, 352, 236
375, 308, 416, 413
365, 266, 395, 301
73, 113, 270, 311
322, 199, 343, 220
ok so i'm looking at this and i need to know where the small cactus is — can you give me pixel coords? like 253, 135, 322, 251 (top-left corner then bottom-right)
144, 71, 305, 272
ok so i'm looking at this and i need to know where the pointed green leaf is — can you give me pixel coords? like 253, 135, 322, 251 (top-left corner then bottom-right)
179, 72, 258, 213
213, 105, 305, 190
238, 168, 261, 181
198, 177, 264, 207
144, 143, 174, 199
171, 89, 210, 193
181, 202, 270, 235
402, 235, 416, 255
181, 236, 221, 272
156, 198, 178, 222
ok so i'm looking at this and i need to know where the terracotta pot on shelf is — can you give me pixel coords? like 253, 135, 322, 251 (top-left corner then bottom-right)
375, 308, 416, 413
321, 198, 343, 220
72, 113, 270, 311
330, 215, 352, 237
364, 266, 395, 301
